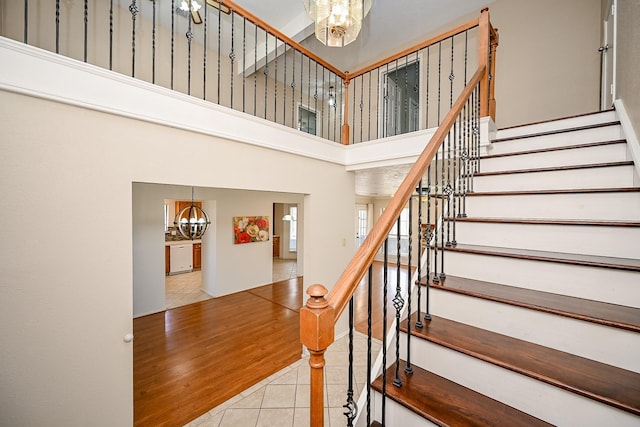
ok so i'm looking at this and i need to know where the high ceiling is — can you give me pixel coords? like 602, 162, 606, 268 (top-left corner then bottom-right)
230, 0, 494, 197
232, 0, 493, 72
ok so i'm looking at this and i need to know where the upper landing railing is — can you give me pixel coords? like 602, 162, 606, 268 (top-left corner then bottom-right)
2, 1, 497, 145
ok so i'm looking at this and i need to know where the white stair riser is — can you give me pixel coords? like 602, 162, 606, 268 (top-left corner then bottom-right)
490, 125, 622, 155
496, 112, 618, 140
465, 192, 640, 220
454, 222, 640, 259
473, 165, 636, 192
481, 143, 628, 172
429, 289, 640, 372
370, 392, 438, 427
401, 337, 640, 427
443, 251, 640, 307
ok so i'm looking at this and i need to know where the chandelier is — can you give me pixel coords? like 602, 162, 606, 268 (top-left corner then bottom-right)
304, 0, 372, 47
174, 187, 211, 240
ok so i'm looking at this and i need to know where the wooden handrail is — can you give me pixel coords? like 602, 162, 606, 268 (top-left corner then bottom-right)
347, 15, 481, 81
300, 65, 486, 426
219, 0, 346, 79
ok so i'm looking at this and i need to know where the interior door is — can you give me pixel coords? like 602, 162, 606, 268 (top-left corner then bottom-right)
356, 204, 369, 248
600, 0, 616, 110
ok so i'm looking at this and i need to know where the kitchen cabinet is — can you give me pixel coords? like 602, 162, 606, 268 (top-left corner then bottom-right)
175, 201, 202, 222
165, 246, 170, 275
272, 235, 280, 257
193, 243, 202, 269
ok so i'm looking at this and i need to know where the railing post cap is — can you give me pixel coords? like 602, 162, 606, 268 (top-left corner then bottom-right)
306, 284, 329, 309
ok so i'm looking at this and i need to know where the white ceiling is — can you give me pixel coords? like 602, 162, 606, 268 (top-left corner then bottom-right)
232, 0, 493, 72
231, 0, 494, 197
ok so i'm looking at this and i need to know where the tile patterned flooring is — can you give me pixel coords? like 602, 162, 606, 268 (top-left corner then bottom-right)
185, 333, 380, 427
165, 258, 298, 310
165, 259, 381, 426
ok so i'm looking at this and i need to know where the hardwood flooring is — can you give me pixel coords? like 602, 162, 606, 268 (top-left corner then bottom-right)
133, 277, 304, 427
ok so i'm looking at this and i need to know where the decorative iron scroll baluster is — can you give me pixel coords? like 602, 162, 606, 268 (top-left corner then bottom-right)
424, 169, 432, 320
382, 238, 389, 425
151, 0, 156, 83
393, 217, 404, 388
275, 38, 279, 122
405, 196, 413, 375
367, 72, 372, 141
217, 4, 222, 104
393, 58, 399, 135
440, 129, 446, 280
383, 62, 389, 138
437, 42, 442, 125
283, 42, 287, 124
83, 0, 88, 62
23, 0, 28, 44
432, 144, 440, 284
203, 1, 208, 100
352, 75, 356, 143
464, 30, 469, 85
186, 10, 193, 95
300, 51, 304, 119
343, 298, 357, 426
446, 37, 455, 247
451, 114, 459, 246
375, 68, 380, 140
55, 0, 60, 54
360, 75, 364, 143
404, 55, 409, 134
291, 50, 296, 128
416, 180, 424, 329
129, 0, 138, 77
314, 62, 318, 125
308, 56, 311, 125
109, 0, 113, 70
170, 0, 175, 90
366, 265, 373, 426
229, 11, 235, 108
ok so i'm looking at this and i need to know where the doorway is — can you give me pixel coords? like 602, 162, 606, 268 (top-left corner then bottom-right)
273, 203, 299, 282
600, 0, 616, 110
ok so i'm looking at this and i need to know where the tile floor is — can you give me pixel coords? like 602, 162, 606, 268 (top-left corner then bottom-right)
165, 258, 298, 310
185, 332, 381, 427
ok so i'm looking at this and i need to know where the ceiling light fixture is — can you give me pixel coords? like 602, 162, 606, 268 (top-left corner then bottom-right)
304, 0, 372, 47
174, 187, 211, 240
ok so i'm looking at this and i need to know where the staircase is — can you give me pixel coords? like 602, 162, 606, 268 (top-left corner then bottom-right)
370, 110, 640, 426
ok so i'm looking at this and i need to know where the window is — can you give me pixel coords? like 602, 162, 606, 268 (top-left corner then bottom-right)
387, 207, 410, 256
298, 105, 317, 135
289, 206, 297, 252
382, 60, 420, 137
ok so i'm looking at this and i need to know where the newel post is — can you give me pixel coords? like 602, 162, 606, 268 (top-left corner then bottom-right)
300, 284, 335, 426
489, 27, 499, 121
341, 73, 351, 145
478, 7, 490, 118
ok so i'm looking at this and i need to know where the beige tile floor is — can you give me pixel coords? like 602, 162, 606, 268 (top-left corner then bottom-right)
165, 258, 298, 310
185, 332, 381, 427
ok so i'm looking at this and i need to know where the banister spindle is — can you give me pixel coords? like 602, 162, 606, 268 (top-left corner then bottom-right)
415, 179, 424, 329
343, 297, 356, 427
393, 217, 404, 387
405, 196, 414, 375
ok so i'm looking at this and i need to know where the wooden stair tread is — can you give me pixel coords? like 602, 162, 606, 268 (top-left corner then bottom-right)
497, 110, 614, 132
401, 315, 640, 415
452, 217, 640, 227
472, 161, 634, 177
494, 121, 621, 143
421, 275, 640, 332
371, 360, 553, 427
466, 187, 640, 196
444, 244, 640, 271
481, 139, 627, 159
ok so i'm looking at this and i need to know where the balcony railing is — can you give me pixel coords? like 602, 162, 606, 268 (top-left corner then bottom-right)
2, 0, 496, 146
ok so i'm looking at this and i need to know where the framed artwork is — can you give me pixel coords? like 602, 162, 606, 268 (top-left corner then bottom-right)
233, 216, 270, 244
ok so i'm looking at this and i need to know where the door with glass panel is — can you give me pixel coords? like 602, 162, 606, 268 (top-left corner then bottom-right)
356, 204, 369, 248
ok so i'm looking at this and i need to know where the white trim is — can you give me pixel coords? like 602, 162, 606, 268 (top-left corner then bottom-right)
614, 99, 640, 180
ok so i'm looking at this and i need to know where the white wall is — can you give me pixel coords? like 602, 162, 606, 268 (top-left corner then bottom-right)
0, 47, 355, 426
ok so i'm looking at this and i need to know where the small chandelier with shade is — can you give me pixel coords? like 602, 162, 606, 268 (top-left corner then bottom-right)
304, 0, 373, 47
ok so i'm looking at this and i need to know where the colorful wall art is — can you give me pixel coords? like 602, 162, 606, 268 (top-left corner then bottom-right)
233, 216, 270, 244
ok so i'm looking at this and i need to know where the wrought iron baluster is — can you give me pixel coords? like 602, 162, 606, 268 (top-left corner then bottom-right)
55, 0, 60, 54
300, 51, 304, 119
375, 68, 380, 140
314, 62, 318, 127
275, 38, 279, 123
360, 75, 364, 143
383, 62, 389, 137
151, 0, 156, 83
203, 0, 208, 100
425, 46, 430, 128
264, 29, 268, 120
217, 3, 222, 104
171, 0, 175, 89
291, 50, 296, 128
404, 55, 408, 134
343, 298, 357, 427
367, 72, 372, 141
393, 217, 404, 387
242, 18, 246, 112
307, 56, 311, 125
382, 238, 389, 425
393, 58, 399, 136
230, 11, 235, 108
253, 25, 257, 116
445, 36, 455, 246
405, 196, 413, 375
186, 7, 193, 95
83, 0, 88, 62
283, 45, 287, 127
23, 0, 28, 44
129, 0, 138, 77
437, 42, 442, 125
440, 129, 447, 280
432, 144, 440, 285
464, 30, 469, 85
451, 113, 460, 247
109, 0, 113, 70
425, 169, 432, 319
352, 75, 357, 143
415, 179, 424, 329
366, 264, 373, 426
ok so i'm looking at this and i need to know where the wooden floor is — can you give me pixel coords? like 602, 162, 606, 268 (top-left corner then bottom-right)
133, 277, 304, 427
